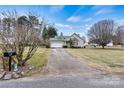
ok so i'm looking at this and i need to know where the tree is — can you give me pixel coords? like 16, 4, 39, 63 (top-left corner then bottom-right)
112, 35, 118, 45
42, 26, 48, 41
115, 25, 124, 46
42, 25, 57, 45
88, 20, 114, 48
0, 11, 44, 67
82, 36, 86, 43
47, 25, 58, 38
60, 32, 63, 37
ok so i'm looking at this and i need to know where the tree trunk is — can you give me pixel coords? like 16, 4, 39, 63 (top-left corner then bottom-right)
102, 45, 105, 49
18, 61, 25, 67
22, 61, 26, 66
2, 57, 6, 70
121, 44, 123, 47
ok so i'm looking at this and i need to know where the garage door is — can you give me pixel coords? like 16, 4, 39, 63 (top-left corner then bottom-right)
51, 42, 63, 48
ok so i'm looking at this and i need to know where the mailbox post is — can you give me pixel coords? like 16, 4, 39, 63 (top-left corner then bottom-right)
4, 51, 16, 71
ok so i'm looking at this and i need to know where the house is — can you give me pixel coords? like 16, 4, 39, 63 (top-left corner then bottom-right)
50, 33, 85, 48
107, 40, 113, 47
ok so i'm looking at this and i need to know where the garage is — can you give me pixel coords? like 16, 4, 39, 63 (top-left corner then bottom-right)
50, 41, 63, 48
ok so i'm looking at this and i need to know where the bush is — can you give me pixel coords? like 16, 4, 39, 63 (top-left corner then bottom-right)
70, 46, 81, 48
63, 45, 68, 48
46, 44, 50, 48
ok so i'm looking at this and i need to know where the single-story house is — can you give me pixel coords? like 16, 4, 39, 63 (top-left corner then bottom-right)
107, 40, 113, 47
50, 33, 85, 48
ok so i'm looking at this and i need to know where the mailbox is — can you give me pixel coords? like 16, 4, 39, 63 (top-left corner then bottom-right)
3, 51, 16, 71
4, 51, 16, 57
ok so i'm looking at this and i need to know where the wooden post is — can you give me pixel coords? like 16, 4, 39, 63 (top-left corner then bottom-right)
9, 56, 11, 71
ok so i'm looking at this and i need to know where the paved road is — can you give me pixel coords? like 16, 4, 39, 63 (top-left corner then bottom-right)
0, 49, 124, 88
1, 75, 124, 88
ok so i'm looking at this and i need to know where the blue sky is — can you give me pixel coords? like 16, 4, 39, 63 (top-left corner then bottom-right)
0, 5, 124, 37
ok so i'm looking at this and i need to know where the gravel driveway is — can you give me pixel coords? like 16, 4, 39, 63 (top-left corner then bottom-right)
44, 49, 104, 77
0, 49, 124, 88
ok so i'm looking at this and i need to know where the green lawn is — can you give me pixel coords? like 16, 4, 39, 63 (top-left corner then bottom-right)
67, 47, 124, 74
28, 48, 50, 68
25, 48, 50, 76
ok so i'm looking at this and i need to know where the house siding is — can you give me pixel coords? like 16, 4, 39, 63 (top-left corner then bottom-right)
70, 34, 84, 47
50, 33, 85, 48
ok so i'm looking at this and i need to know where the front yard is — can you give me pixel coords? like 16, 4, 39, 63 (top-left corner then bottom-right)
67, 47, 124, 74
27, 48, 50, 75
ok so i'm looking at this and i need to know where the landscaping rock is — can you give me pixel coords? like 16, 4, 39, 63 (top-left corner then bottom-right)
20, 71, 25, 76
0, 71, 6, 79
12, 72, 21, 79
16, 70, 21, 74
0, 69, 4, 72
3, 72, 12, 80
28, 65, 34, 70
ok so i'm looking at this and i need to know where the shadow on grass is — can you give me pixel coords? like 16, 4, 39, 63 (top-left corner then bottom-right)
85, 52, 124, 68
89, 47, 124, 51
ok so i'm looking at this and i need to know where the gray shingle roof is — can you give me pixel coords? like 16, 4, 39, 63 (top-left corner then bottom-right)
50, 36, 65, 41
50, 33, 84, 41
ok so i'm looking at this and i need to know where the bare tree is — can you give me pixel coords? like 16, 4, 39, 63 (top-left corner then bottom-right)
115, 25, 124, 46
112, 35, 118, 45
82, 36, 86, 43
88, 20, 114, 48
0, 11, 44, 67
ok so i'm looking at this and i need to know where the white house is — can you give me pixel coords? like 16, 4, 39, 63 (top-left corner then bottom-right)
50, 33, 85, 48
107, 40, 113, 47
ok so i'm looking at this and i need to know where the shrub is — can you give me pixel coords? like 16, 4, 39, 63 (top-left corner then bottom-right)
70, 46, 81, 48
46, 44, 50, 48
63, 45, 68, 48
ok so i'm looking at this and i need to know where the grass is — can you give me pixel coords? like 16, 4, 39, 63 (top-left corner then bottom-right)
28, 48, 50, 69
25, 48, 50, 76
66, 47, 124, 74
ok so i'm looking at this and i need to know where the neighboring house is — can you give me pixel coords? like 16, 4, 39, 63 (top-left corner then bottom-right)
50, 33, 85, 48
120, 34, 124, 45
107, 40, 113, 47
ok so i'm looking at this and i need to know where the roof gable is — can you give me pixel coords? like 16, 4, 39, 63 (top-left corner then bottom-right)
71, 33, 84, 41
50, 33, 84, 41
50, 36, 64, 41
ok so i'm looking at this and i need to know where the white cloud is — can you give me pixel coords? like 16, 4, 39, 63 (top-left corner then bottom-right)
92, 5, 106, 11
116, 20, 124, 26
91, 6, 115, 17
67, 16, 81, 22
95, 10, 102, 15
71, 6, 85, 16
85, 24, 92, 30
93, 6, 114, 16
84, 17, 93, 22
50, 5, 64, 12
95, 9, 110, 16
55, 23, 72, 29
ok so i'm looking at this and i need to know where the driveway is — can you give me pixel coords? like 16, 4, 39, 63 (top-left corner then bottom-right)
43, 49, 105, 77
0, 49, 124, 88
